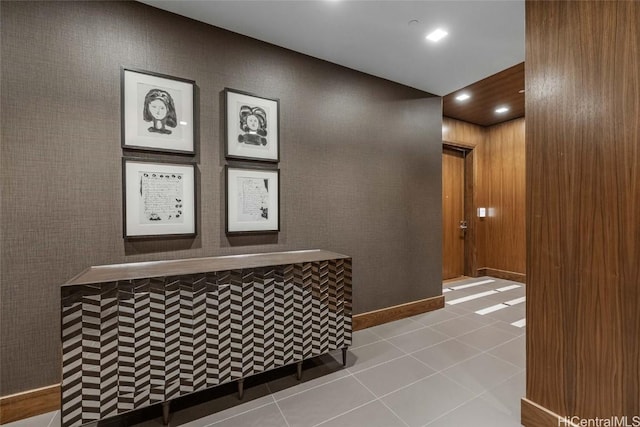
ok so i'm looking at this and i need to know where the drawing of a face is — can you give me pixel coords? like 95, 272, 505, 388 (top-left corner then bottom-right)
143, 89, 178, 134
239, 106, 267, 135
246, 114, 260, 131
148, 99, 168, 120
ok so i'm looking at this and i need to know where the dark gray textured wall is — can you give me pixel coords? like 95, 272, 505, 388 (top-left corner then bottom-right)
0, 1, 442, 394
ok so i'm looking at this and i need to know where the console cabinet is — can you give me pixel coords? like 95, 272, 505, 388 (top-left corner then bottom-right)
61, 250, 352, 427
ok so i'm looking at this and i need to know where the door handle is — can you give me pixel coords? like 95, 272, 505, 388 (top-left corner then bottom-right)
459, 220, 468, 230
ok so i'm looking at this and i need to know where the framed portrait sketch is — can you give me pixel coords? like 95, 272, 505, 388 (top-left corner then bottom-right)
122, 67, 195, 154
123, 158, 196, 238
226, 165, 280, 234
225, 88, 279, 162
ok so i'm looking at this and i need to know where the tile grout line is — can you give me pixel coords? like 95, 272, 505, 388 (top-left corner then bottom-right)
454, 321, 521, 347
431, 335, 526, 397
350, 337, 385, 351
46, 410, 59, 427
349, 374, 411, 427
265, 376, 293, 426
428, 331, 525, 373
405, 352, 440, 374
482, 320, 525, 338
430, 317, 494, 339
204, 401, 276, 427
437, 367, 487, 397
367, 323, 429, 341
374, 370, 440, 401
474, 367, 526, 401
480, 348, 525, 372
411, 314, 468, 328
375, 397, 412, 427
274, 370, 353, 403
447, 301, 526, 335
366, 337, 441, 399
457, 329, 526, 370
347, 336, 394, 352
272, 398, 292, 427
403, 332, 522, 381
407, 338, 479, 371
421, 363, 526, 427
382, 338, 444, 372
344, 353, 409, 376
364, 307, 471, 341
310, 400, 379, 427
418, 390, 484, 427
348, 328, 461, 379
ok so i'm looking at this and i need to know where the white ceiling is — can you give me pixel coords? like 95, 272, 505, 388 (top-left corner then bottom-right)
140, 0, 524, 96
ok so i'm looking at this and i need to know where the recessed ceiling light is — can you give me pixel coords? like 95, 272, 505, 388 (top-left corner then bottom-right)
495, 107, 510, 114
456, 93, 471, 101
426, 28, 448, 42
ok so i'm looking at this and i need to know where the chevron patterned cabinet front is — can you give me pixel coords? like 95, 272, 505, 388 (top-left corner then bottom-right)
60, 251, 352, 427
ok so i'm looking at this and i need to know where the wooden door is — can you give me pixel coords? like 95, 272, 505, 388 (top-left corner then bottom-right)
442, 146, 466, 279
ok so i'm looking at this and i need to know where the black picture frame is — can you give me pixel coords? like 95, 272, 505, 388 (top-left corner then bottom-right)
121, 67, 196, 155
122, 157, 197, 238
225, 164, 280, 234
224, 88, 280, 162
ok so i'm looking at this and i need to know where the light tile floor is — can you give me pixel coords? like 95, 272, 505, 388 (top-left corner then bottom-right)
5, 277, 525, 427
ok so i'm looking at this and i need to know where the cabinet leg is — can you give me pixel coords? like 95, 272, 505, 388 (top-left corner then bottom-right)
237, 378, 244, 400
296, 361, 303, 381
342, 348, 348, 367
162, 401, 170, 425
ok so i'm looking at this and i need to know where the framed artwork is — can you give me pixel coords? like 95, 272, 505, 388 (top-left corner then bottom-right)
225, 88, 279, 162
226, 165, 280, 234
121, 67, 195, 154
123, 158, 196, 238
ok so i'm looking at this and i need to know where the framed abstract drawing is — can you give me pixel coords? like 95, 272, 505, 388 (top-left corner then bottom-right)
225, 88, 279, 162
123, 158, 196, 238
121, 67, 196, 154
226, 164, 280, 234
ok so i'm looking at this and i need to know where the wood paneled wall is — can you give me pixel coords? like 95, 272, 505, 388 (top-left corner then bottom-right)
525, 1, 640, 424
479, 119, 526, 275
443, 117, 483, 149
443, 117, 526, 278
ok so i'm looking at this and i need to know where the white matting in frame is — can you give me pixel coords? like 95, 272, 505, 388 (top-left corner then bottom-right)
123, 158, 196, 238
226, 166, 279, 233
122, 68, 195, 154
225, 88, 279, 162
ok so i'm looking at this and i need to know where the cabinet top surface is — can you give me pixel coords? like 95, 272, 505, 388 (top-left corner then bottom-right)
63, 250, 350, 286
